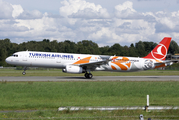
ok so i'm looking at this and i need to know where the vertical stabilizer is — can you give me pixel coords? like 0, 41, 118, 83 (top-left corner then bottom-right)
143, 37, 171, 60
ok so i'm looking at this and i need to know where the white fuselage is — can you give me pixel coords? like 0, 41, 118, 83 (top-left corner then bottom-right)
5, 51, 161, 73
5, 37, 172, 78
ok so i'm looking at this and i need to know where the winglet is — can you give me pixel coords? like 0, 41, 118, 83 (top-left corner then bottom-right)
143, 37, 172, 60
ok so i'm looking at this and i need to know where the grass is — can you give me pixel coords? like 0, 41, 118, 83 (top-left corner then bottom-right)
1, 109, 179, 119
0, 69, 179, 76
0, 81, 179, 111
0, 69, 179, 119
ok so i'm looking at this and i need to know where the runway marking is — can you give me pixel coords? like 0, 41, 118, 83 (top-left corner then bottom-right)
58, 106, 179, 111
1, 76, 179, 82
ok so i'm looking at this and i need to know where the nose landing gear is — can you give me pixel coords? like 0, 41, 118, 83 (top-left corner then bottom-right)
22, 71, 26, 75
22, 66, 27, 75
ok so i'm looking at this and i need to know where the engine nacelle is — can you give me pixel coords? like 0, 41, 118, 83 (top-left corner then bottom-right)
165, 62, 173, 66
62, 65, 85, 74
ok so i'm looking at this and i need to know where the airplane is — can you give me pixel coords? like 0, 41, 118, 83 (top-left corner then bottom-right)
5, 37, 176, 79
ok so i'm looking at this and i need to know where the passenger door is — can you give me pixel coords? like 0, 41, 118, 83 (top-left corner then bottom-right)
23, 53, 27, 61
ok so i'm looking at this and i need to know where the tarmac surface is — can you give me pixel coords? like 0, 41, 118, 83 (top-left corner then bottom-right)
0, 76, 179, 81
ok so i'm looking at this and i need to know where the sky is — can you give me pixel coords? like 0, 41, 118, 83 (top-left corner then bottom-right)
1, 0, 179, 47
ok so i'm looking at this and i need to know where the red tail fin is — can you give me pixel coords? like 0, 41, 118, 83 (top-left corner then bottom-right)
143, 37, 171, 60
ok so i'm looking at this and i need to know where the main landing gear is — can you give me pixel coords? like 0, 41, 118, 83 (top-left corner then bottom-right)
84, 72, 93, 79
22, 66, 27, 75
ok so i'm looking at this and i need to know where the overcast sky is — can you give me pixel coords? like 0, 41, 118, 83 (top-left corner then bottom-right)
1, 0, 179, 46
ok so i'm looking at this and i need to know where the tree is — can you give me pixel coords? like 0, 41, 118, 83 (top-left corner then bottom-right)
128, 43, 137, 57
108, 43, 122, 56
50, 40, 58, 52
63, 40, 78, 53
135, 41, 146, 57
122, 45, 129, 56
168, 40, 179, 55
0, 48, 7, 66
77, 40, 100, 54
99, 46, 110, 55
43, 39, 50, 43
143, 42, 157, 55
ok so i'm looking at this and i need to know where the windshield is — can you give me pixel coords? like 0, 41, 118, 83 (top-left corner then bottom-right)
12, 54, 18, 57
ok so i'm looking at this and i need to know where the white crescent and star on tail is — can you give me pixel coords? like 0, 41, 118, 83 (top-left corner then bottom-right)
151, 44, 167, 60
154, 45, 165, 56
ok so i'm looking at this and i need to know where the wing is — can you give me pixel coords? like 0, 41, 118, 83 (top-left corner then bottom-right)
72, 55, 111, 70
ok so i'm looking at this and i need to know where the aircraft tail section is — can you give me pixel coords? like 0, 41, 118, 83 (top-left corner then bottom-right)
143, 37, 171, 60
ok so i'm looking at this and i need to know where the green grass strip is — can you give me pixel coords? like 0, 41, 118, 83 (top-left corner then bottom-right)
0, 81, 179, 110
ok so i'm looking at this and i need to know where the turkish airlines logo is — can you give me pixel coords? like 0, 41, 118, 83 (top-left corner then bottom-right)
151, 44, 167, 60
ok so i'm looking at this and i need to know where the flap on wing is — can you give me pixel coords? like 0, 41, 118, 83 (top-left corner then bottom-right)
72, 59, 109, 67
79, 60, 109, 67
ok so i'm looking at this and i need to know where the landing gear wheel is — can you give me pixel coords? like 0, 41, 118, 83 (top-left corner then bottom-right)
88, 73, 93, 79
22, 72, 26, 75
84, 73, 93, 79
84, 73, 88, 78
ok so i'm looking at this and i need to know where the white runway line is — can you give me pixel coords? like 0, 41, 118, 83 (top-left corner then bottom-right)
1, 76, 179, 81
58, 106, 179, 111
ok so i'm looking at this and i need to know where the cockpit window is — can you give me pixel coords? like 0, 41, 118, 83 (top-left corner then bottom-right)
12, 54, 18, 57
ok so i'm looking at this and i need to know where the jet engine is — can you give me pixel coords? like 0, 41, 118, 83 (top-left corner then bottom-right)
165, 62, 173, 66
62, 65, 85, 74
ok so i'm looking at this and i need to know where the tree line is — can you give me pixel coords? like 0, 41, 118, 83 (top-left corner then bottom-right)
0, 38, 179, 67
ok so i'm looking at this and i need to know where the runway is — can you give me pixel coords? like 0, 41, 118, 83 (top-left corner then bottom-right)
1, 76, 179, 81
58, 106, 179, 111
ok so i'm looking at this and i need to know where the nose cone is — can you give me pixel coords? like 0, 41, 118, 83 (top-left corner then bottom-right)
5, 57, 11, 64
